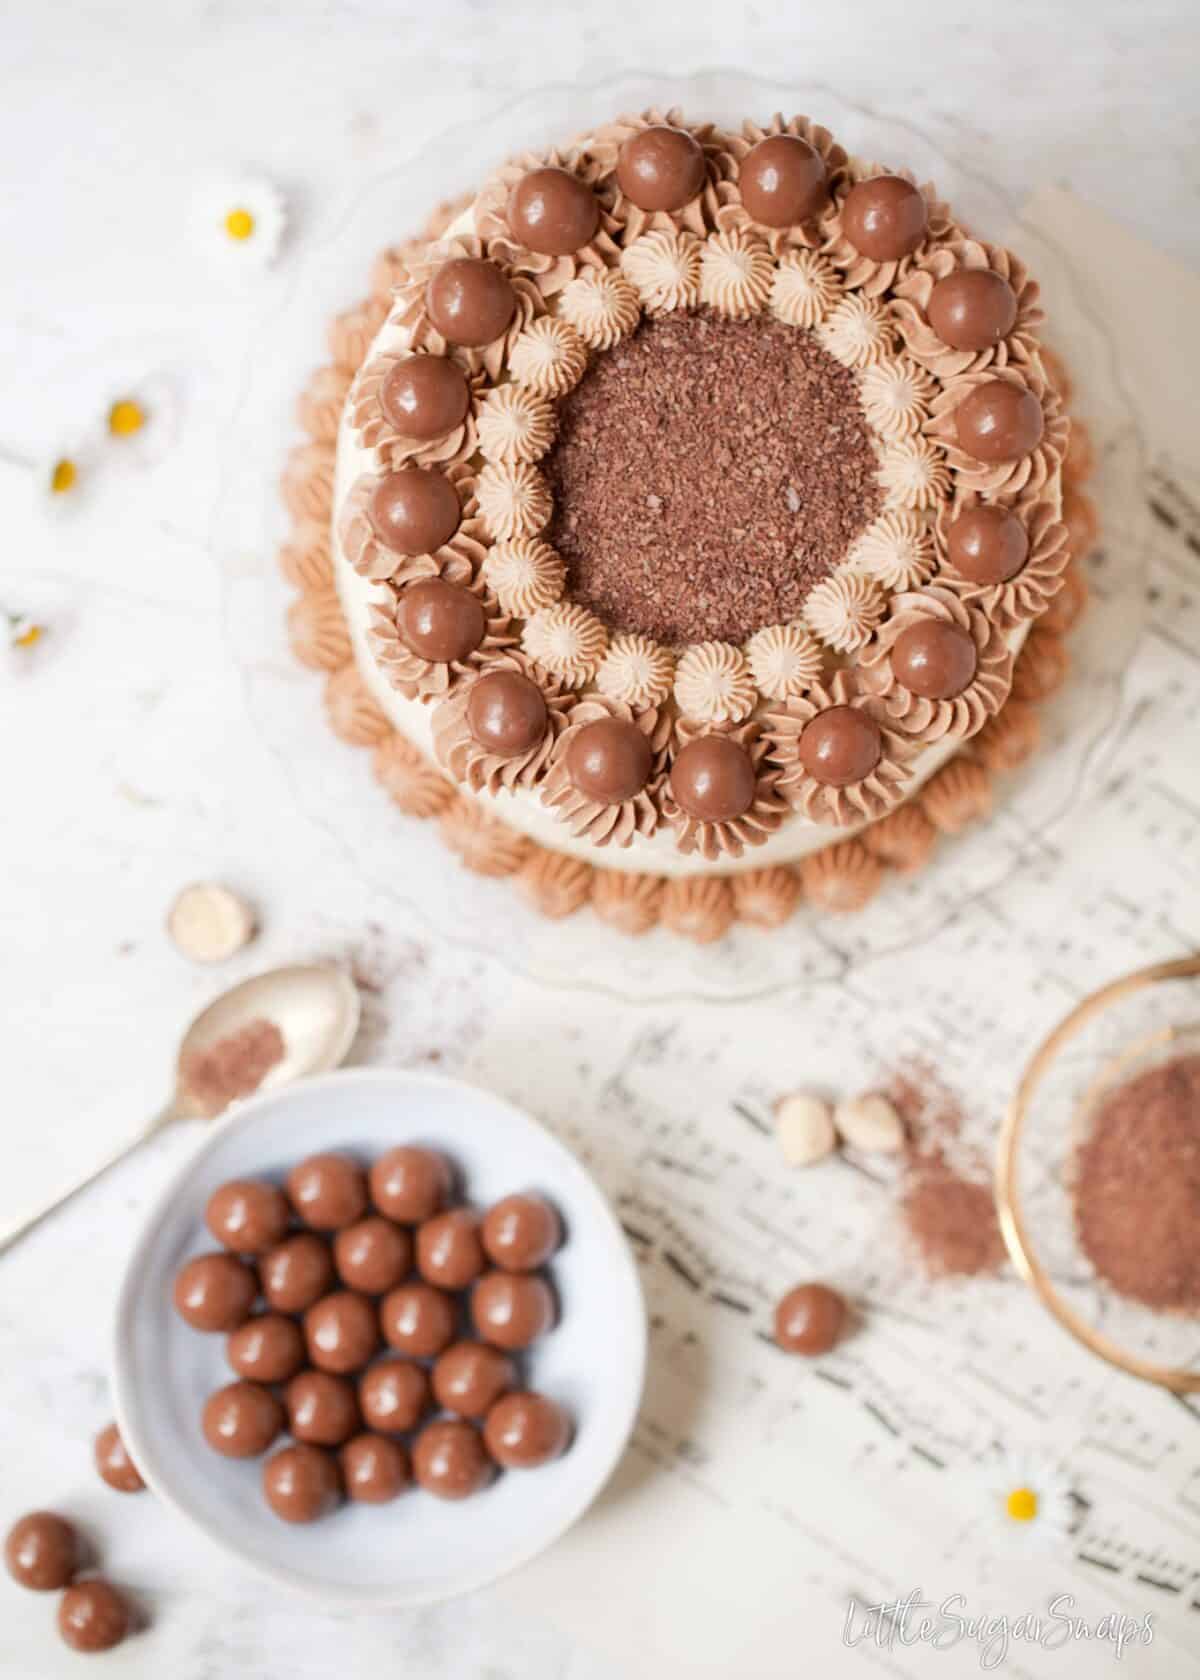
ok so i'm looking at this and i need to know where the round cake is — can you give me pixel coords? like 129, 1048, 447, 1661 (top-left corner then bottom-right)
282, 108, 1097, 938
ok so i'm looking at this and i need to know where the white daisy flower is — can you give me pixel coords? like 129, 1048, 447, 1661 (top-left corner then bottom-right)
0, 437, 99, 524
33, 432, 100, 520
102, 369, 181, 467
982, 1448, 1077, 1551
193, 172, 287, 270
1, 575, 72, 678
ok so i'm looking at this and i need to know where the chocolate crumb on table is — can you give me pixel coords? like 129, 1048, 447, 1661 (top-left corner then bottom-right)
886, 1060, 1007, 1280
544, 311, 882, 646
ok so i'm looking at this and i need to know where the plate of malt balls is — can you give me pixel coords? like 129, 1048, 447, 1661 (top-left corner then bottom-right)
111, 1068, 646, 1606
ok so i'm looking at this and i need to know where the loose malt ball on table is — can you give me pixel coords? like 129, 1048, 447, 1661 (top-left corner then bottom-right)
58, 1580, 131, 1653
94, 1422, 145, 1493
4, 1513, 79, 1591
774, 1283, 848, 1355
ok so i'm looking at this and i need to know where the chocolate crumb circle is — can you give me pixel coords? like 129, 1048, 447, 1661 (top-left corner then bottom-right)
545, 313, 881, 644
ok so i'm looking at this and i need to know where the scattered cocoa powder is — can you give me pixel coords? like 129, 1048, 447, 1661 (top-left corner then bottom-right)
180, 1018, 285, 1117
886, 1060, 1006, 1280
899, 1168, 1006, 1280
544, 310, 881, 645
1073, 1053, 1200, 1312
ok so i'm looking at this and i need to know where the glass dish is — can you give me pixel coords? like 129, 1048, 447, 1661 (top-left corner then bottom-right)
217, 68, 1150, 1003
997, 955, 1200, 1391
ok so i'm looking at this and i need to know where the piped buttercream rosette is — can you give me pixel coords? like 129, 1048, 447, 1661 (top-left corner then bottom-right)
507, 317, 589, 398
482, 536, 567, 617
713, 112, 848, 253
619, 229, 703, 316
475, 385, 557, 464
818, 161, 958, 297
587, 107, 727, 245
540, 696, 672, 848
936, 495, 1070, 629
856, 356, 936, 441
891, 239, 1044, 378
391, 235, 545, 381
858, 586, 1014, 742
337, 463, 487, 586
763, 669, 914, 827
431, 651, 573, 795
698, 212, 774, 319
349, 350, 484, 470
367, 561, 516, 702
474, 145, 622, 296
661, 719, 788, 862
847, 508, 936, 591
924, 365, 1067, 501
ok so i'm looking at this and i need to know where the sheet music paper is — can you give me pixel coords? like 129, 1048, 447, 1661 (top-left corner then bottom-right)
469, 193, 1200, 1675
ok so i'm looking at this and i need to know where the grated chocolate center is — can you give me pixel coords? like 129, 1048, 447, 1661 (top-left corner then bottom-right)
544, 311, 882, 646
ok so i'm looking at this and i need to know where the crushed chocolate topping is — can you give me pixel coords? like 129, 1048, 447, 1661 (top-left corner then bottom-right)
543, 310, 882, 645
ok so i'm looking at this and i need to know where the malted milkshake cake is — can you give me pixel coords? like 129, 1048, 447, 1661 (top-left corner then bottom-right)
281, 109, 1098, 940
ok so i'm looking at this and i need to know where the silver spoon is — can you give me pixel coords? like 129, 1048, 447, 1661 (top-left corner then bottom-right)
0, 964, 361, 1255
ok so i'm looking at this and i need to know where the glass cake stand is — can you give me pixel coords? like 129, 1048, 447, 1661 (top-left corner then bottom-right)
216, 69, 1149, 1004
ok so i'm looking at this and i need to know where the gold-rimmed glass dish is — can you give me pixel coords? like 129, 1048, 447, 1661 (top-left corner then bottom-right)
997, 955, 1200, 1392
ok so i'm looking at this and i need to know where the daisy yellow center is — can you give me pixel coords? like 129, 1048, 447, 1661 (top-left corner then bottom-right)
50, 458, 77, 494
14, 622, 44, 649
224, 207, 255, 241
108, 399, 146, 438
1006, 1487, 1039, 1523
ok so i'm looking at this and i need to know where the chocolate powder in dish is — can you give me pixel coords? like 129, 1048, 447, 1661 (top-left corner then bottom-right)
180, 1018, 285, 1118
1073, 1054, 1200, 1312
544, 311, 882, 646
886, 1061, 1006, 1280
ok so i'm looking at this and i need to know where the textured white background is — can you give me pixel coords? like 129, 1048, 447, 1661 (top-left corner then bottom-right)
2, 2, 1199, 1676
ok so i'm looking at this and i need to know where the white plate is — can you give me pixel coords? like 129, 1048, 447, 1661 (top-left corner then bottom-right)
111, 1067, 646, 1607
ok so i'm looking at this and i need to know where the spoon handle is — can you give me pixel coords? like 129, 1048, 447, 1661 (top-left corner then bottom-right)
0, 1101, 179, 1257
